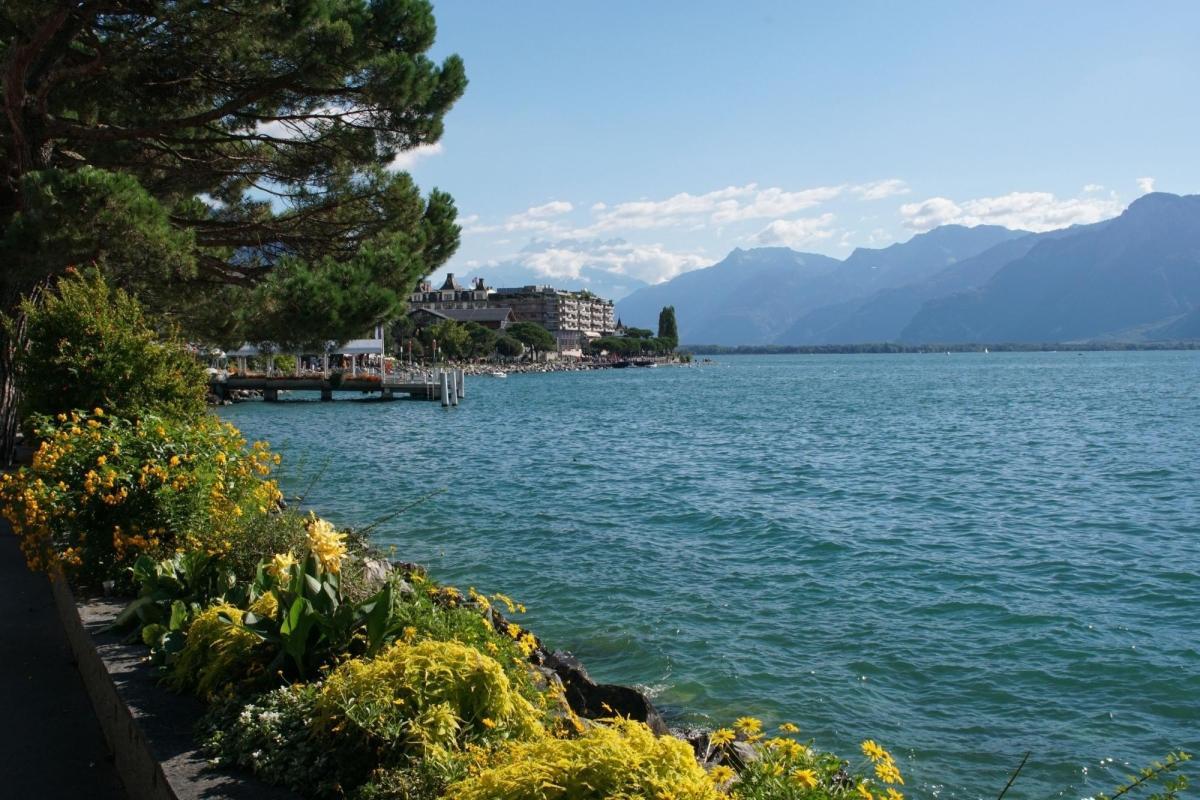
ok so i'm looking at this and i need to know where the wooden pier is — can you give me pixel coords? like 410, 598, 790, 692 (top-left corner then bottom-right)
209, 368, 465, 404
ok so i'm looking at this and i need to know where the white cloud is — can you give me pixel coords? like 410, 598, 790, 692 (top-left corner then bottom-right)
754, 213, 838, 247
711, 185, 843, 223
1137, 176, 1156, 194
1082, 183, 1105, 193
852, 179, 910, 201
898, 197, 963, 231
465, 200, 576, 236
389, 142, 443, 171
579, 182, 844, 234
519, 240, 710, 284
521, 200, 574, 218
899, 190, 1123, 233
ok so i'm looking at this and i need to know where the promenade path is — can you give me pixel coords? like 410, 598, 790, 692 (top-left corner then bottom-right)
0, 518, 127, 798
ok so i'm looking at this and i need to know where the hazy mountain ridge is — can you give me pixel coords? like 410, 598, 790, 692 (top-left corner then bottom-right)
617, 224, 1027, 345
902, 193, 1200, 342
615, 193, 1200, 345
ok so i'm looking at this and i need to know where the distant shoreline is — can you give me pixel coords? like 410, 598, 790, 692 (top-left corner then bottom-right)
684, 341, 1200, 355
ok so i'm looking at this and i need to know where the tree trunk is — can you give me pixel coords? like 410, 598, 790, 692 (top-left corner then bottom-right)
1, 281, 47, 466
0, 316, 24, 466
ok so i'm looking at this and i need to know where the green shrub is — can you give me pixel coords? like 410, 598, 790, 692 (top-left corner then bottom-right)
15, 268, 206, 425
202, 683, 374, 798
446, 718, 720, 800
0, 411, 282, 587
315, 639, 545, 762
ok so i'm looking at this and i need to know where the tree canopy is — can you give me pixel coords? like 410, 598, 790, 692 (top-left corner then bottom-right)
506, 321, 557, 354
0, 0, 467, 458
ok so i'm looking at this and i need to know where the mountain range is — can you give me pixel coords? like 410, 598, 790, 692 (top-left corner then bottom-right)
615, 192, 1200, 345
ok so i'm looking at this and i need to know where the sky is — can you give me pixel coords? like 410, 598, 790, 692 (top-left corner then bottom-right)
400, 1, 1200, 296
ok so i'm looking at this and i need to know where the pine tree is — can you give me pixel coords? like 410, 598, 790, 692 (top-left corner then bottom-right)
0, 0, 467, 460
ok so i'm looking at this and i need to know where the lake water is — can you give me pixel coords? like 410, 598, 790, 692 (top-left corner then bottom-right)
221, 352, 1200, 798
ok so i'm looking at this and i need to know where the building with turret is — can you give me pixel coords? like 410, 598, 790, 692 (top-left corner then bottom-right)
408, 274, 617, 355
410, 274, 492, 310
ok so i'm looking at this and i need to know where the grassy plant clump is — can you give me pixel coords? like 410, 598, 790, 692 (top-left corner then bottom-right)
446, 717, 721, 800
0, 410, 282, 587
167, 602, 271, 699
315, 639, 545, 763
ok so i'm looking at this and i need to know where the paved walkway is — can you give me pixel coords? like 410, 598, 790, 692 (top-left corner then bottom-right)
0, 519, 127, 798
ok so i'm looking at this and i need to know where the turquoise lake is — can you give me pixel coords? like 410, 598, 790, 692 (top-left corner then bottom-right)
221, 351, 1200, 798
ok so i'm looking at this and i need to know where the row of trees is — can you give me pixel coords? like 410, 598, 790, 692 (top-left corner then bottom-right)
0, 0, 467, 461
587, 305, 680, 358
390, 317, 560, 361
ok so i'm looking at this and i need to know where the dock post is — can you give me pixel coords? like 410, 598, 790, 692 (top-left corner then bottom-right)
381, 388, 394, 400
264, 388, 279, 403
320, 387, 333, 402
457, 368, 465, 399
439, 372, 450, 407
448, 374, 458, 406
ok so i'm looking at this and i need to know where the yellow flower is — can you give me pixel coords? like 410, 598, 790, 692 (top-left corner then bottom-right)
857, 781, 874, 800
709, 728, 736, 747
886, 789, 904, 800
403, 626, 418, 642
793, 768, 819, 789
734, 716, 763, 735
779, 722, 800, 733
169, 455, 181, 467
862, 739, 888, 762
267, 551, 297, 579
709, 765, 735, 785
96, 455, 106, 466
305, 514, 347, 573
875, 760, 904, 785
516, 632, 538, 657
480, 717, 496, 729
93, 407, 104, 416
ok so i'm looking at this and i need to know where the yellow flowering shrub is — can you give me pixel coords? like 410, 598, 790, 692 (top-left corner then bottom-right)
447, 717, 720, 800
315, 639, 545, 759
0, 411, 282, 587
167, 603, 270, 699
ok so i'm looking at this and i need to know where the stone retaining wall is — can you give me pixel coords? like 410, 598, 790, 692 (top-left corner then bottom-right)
50, 577, 296, 800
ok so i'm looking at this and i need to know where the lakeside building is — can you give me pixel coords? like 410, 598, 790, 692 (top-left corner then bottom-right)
410, 274, 491, 310
408, 274, 618, 356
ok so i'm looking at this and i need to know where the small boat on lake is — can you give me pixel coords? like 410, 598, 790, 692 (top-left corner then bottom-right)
490, 371, 507, 378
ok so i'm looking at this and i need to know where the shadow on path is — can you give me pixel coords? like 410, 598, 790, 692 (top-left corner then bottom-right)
0, 519, 127, 798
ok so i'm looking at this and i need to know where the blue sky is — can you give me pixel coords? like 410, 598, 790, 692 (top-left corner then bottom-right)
402, 1, 1200, 296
